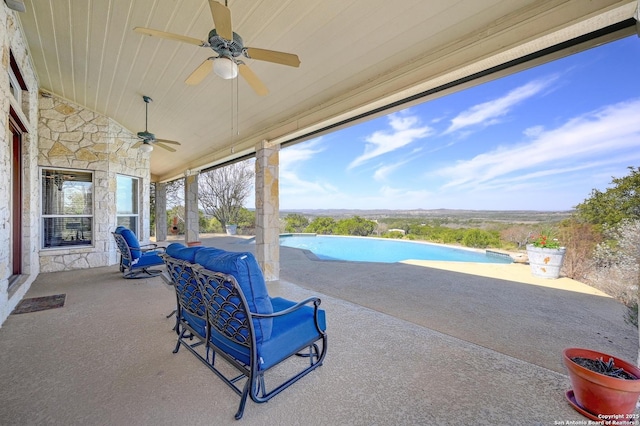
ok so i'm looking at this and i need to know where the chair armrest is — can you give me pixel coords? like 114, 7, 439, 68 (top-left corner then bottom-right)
253, 297, 325, 334
130, 245, 166, 255
253, 297, 321, 318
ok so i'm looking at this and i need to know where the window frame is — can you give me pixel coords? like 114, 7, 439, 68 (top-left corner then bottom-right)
41, 167, 95, 250
116, 174, 141, 237
8, 67, 21, 105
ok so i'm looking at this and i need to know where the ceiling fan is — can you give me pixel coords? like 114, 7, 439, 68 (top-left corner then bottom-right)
44, 172, 75, 191
132, 96, 181, 153
133, 0, 300, 96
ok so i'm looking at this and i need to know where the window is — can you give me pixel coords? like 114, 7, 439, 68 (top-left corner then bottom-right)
117, 175, 139, 236
42, 169, 93, 248
9, 50, 27, 109
8, 67, 21, 105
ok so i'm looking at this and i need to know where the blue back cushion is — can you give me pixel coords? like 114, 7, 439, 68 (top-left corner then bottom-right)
195, 251, 274, 342
165, 242, 185, 257
114, 226, 126, 234
120, 228, 141, 260
166, 243, 209, 262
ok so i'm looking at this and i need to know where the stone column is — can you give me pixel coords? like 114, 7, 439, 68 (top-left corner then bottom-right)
255, 140, 280, 281
155, 182, 167, 242
184, 171, 200, 245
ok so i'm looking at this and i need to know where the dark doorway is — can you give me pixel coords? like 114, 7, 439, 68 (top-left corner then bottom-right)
9, 111, 25, 287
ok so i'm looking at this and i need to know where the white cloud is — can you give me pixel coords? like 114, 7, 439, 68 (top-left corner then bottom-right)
435, 99, 640, 191
348, 113, 433, 169
280, 138, 324, 170
523, 125, 545, 138
279, 138, 342, 200
373, 160, 406, 182
443, 76, 558, 135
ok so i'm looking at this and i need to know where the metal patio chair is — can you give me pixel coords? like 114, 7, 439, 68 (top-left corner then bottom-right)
112, 228, 165, 279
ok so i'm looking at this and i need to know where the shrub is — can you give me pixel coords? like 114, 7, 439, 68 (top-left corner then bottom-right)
586, 219, 640, 320
284, 213, 309, 233
462, 229, 500, 248
305, 217, 337, 234
558, 218, 601, 281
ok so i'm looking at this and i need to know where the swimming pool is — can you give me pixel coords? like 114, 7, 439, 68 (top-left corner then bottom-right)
279, 234, 512, 264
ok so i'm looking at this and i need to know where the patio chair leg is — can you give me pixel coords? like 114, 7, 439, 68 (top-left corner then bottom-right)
168, 309, 179, 332
173, 329, 185, 354
235, 380, 250, 420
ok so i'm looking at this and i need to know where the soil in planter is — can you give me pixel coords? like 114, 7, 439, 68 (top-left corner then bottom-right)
572, 357, 639, 380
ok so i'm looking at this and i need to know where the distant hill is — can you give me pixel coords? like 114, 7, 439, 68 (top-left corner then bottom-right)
279, 208, 574, 224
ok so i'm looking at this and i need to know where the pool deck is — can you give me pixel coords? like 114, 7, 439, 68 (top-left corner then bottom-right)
0, 234, 637, 425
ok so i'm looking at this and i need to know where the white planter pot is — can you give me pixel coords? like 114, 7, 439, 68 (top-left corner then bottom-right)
225, 225, 237, 235
526, 244, 566, 279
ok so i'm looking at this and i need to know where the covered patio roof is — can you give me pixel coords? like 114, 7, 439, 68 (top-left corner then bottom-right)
17, 0, 638, 182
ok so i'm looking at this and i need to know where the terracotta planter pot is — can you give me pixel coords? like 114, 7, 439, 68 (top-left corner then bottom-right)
563, 348, 640, 419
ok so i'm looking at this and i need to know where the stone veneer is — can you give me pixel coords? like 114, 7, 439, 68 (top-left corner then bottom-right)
1, 4, 151, 326
1, 4, 41, 324
254, 141, 280, 281
184, 172, 200, 244
38, 94, 151, 273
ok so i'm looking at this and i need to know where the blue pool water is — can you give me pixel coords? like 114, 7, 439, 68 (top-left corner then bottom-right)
279, 235, 512, 264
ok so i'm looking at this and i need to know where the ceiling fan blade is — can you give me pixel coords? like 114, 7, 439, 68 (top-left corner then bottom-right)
244, 47, 300, 67
132, 140, 143, 149
209, 1, 232, 40
185, 59, 213, 85
238, 63, 269, 96
133, 27, 206, 46
155, 142, 177, 152
155, 139, 181, 145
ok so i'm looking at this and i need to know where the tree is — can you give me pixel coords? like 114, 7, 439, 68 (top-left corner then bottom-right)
164, 178, 185, 209
334, 216, 376, 236
198, 160, 254, 228
284, 214, 309, 233
558, 218, 602, 281
305, 217, 337, 234
575, 166, 640, 226
588, 219, 640, 364
462, 229, 499, 248
500, 225, 532, 249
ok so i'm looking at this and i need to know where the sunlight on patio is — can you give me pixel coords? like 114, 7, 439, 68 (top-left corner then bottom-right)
401, 260, 611, 297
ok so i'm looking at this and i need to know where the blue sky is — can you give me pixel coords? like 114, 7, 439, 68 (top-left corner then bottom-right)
270, 36, 640, 211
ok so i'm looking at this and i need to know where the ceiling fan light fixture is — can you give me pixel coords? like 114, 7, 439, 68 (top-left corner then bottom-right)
140, 143, 154, 153
213, 56, 238, 80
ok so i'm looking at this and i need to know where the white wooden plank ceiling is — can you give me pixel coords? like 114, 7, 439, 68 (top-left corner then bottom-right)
16, 0, 637, 181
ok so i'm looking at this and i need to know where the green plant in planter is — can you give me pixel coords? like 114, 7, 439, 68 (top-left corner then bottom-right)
526, 230, 565, 278
530, 232, 561, 249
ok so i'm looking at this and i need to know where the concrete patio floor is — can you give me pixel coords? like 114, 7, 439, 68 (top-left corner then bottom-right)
0, 235, 637, 425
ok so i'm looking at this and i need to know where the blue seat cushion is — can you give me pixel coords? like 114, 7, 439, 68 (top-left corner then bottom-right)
207, 297, 325, 370
133, 251, 164, 268
196, 251, 273, 342
259, 297, 326, 370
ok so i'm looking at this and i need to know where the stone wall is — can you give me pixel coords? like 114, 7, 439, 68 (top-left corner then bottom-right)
38, 94, 151, 272
254, 141, 280, 281
0, 4, 41, 324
